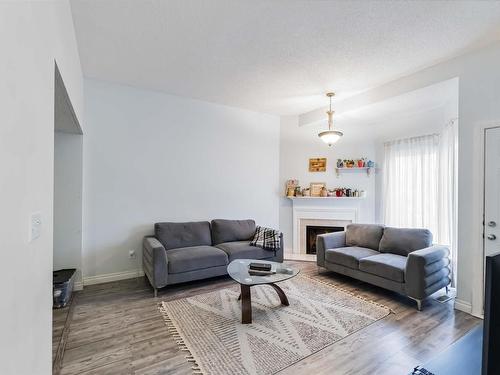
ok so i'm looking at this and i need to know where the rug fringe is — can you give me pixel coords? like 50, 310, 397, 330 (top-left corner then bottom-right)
159, 303, 205, 375
302, 274, 395, 314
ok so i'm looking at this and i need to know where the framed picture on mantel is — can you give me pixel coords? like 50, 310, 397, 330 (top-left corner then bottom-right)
310, 182, 326, 197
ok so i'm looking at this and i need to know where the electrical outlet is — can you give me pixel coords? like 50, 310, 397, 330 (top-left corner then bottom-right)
129, 250, 136, 259
29, 212, 42, 242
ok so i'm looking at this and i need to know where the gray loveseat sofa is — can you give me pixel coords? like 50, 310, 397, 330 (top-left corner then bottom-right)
143, 219, 283, 296
317, 224, 451, 310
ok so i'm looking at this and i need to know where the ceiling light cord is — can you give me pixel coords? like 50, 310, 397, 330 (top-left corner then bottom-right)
327, 92, 334, 131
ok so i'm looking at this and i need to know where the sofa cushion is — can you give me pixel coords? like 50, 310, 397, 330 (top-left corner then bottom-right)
155, 221, 212, 250
346, 224, 385, 250
379, 227, 433, 256
167, 246, 228, 274
215, 241, 271, 262
325, 246, 379, 269
359, 253, 407, 283
211, 219, 256, 245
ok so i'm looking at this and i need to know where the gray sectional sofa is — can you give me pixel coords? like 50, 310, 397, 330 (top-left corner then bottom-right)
143, 219, 283, 296
317, 223, 451, 310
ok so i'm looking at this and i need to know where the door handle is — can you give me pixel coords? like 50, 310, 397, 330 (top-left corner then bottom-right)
487, 234, 497, 240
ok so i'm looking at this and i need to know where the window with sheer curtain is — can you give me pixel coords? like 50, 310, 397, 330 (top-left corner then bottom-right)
383, 122, 457, 284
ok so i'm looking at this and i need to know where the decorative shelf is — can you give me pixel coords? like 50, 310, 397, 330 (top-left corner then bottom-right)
287, 196, 365, 200
335, 167, 373, 177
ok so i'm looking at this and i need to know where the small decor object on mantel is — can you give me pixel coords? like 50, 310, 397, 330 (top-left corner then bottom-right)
309, 158, 327, 172
310, 182, 326, 197
285, 179, 299, 197
336, 159, 344, 168
320, 186, 328, 197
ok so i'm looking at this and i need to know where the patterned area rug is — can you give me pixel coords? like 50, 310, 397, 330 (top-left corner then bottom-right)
160, 276, 390, 375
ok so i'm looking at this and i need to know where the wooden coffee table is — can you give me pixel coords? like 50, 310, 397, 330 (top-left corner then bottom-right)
227, 259, 300, 324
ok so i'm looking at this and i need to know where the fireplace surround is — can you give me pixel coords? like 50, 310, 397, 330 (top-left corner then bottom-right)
291, 203, 358, 254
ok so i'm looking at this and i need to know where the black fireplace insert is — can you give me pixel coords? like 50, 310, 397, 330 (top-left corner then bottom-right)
306, 225, 344, 254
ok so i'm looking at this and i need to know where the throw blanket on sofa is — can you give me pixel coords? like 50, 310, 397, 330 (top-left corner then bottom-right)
250, 226, 281, 251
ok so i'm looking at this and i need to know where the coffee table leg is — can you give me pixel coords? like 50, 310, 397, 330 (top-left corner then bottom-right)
240, 284, 252, 324
269, 283, 289, 306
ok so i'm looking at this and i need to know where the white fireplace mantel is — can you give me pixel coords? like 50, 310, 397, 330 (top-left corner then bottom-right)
290, 197, 361, 254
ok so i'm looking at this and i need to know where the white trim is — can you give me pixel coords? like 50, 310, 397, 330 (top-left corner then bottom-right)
454, 299, 473, 314
83, 269, 144, 286
470, 123, 500, 317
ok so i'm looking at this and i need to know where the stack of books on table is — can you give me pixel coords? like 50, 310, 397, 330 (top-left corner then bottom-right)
248, 262, 276, 276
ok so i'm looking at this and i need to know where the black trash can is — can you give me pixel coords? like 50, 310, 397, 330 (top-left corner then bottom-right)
53, 269, 76, 308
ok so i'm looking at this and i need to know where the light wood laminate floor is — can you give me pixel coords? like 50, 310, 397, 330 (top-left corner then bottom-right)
54, 261, 480, 375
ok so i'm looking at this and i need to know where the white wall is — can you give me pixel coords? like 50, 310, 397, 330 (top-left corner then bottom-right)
0, 1, 83, 374
82, 79, 280, 279
54, 131, 83, 287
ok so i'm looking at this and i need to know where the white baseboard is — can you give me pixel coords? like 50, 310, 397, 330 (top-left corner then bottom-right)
454, 298, 473, 314
83, 269, 144, 286
74, 281, 84, 291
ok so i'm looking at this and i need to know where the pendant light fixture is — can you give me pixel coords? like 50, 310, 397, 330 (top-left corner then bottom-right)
318, 92, 343, 146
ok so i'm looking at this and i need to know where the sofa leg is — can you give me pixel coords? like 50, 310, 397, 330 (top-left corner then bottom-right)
153, 288, 158, 298
416, 299, 422, 311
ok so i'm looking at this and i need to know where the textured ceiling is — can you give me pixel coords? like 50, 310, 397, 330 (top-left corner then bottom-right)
71, 0, 500, 115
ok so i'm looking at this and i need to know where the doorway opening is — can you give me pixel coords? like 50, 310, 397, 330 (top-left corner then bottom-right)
53, 63, 83, 371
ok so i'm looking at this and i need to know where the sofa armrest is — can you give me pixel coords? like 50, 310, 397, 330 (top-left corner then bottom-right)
316, 231, 346, 267
143, 236, 169, 289
406, 245, 451, 300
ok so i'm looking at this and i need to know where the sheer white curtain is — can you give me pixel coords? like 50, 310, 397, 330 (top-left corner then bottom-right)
383, 122, 457, 284
383, 134, 440, 233
437, 121, 458, 285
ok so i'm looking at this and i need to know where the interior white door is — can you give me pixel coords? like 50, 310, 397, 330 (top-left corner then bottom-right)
484, 127, 500, 258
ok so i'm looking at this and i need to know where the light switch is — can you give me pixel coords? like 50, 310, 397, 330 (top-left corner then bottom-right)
30, 212, 42, 242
